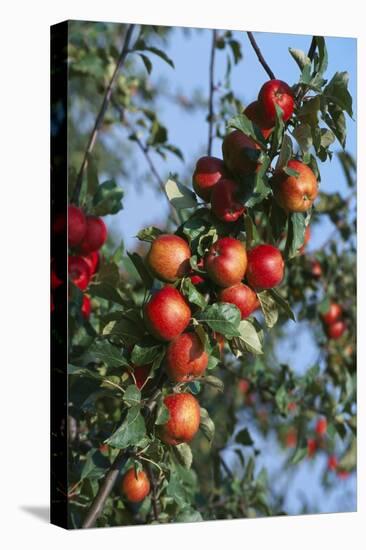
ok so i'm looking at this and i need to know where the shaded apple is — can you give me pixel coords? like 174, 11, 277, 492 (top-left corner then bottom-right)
192, 156, 226, 201
68, 205, 87, 248
68, 256, 91, 291
218, 283, 258, 319
211, 178, 246, 222
222, 130, 261, 177
79, 216, 107, 254
244, 101, 273, 139
166, 332, 208, 382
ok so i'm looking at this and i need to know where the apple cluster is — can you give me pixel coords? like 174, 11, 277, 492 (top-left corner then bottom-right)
320, 302, 347, 340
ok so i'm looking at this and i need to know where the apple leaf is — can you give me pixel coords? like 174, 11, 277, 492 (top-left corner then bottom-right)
172, 443, 193, 469
165, 178, 197, 210
199, 407, 215, 443
257, 291, 279, 328
197, 303, 241, 338
136, 226, 163, 242
106, 406, 146, 448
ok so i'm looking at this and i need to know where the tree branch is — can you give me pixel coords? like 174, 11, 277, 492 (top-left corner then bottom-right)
72, 23, 136, 205
81, 385, 162, 529
247, 32, 275, 80
207, 29, 217, 156
146, 464, 159, 521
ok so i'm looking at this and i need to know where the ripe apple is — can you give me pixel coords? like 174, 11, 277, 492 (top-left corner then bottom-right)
285, 427, 297, 448
166, 332, 208, 382
244, 101, 273, 139
68, 256, 91, 291
337, 469, 350, 480
121, 468, 150, 503
238, 379, 250, 395
189, 258, 206, 286
147, 234, 191, 283
258, 79, 294, 124
158, 393, 201, 445
321, 303, 342, 325
315, 417, 327, 437
273, 159, 318, 212
326, 320, 347, 340
214, 332, 225, 357
132, 365, 152, 390
307, 438, 317, 458
79, 216, 107, 254
311, 259, 322, 278
144, 286, 191, 341
192, 156, 227, 201
327, 455, 338, 471
246, 244, 284, 289
83, 250, 100, 275
222, 130, 261, 177
81, 294, 91, 320
211, 178, 246, 223
218, 283, 258, 319
205, 237, 247, 288
68, 205, 87, 248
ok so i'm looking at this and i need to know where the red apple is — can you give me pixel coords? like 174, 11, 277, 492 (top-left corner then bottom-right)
246, 244, 284, 290
68, 205, 87, 248
222, 130, 261, 177
147, 234, 191, 283
311, 260, 322, 278
158, 393, 201, 445
273, 159, 318, 212
83, 251, 100, 275
327, 455, 338, 471
315, 417, 327, 437
285, 427, 297, 448
192, 156, 226, 201
166, 332, 208, 383
79, 216, 107, 254
321, 303, 342, 325
307, 438, 317, 458
81, 294, 91, 320
244, 101, 273, 139
326, 320, 347, 340
238, 379, 250, 395
121, 468, 150, 503
258, 79, 294, 124
211, 178, 246, 223
218, 283, 258, 319
205, 237, 247, 288
144, 286, 191, 342
68, 256, 91, 291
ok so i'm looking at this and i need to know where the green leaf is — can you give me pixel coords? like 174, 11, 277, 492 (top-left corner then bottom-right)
293, 124, 313, 154
85, 340, 129, 368
131, 342, 163, 366
227, 114, 267, 148
276, 134, 293, 170
275, 385, 288, 414
257, 291, 279, 328
322, 104, 347, 148
89, 282, 126, 306
172, 443, 193, 469
315, 37, 328, 77
68, 364, 102, 380
202, 375, 224, 392
197, 303, 241, 339
323, 71, 353, 117
181, 278, 207, 309
127, 251, 153, 288
228, 39, 242, 64
155, 396, 170, 425
123, 385, 141, 407
176, 508, 203, 523
289, 48, 310, 70
199, 407, 215, 443
236, 319, 263, 355
165, 179, 197, 210
106, 406, 146, 448
284, 212, 308, 259
139, 53, 152, 74
102, 317, 144, 345
269, 289, 296, 322
80, 449, 110, 481
235, 427, 254, 446
290, 447, 308, 465
92, 180, 124, 216
136, 226, 164, 243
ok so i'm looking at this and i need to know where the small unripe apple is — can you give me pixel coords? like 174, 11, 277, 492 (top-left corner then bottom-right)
205, 237, 247, 288
79, 216, 107, 254
321, 303, 342, 325
326, 320, 347, 340
315, 417, 327, 436
246, 244, 284, 290
83, 251, 100, 275
81, 294, 91, 319
166, 332, 208, 382
192, 156, 227, 201
258, 79, 294, 124
68, 205, 87, 248
144, 286, 191, 341
222, 130, 261, 177
159, 393, 201, 445
211, 178, 246, 222
218, 283, 258, 319
121, 468, 150, 503
273, 160, 318, 212
244, 101, 273, 139
147, 234, 191, 282
68, 256, 91, 291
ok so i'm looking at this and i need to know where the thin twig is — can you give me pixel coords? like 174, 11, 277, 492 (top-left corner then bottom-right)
147, 464, 159, 521
247, 32, 275, 80
207, 29, 217, 156
72, 23, 136, 205
112, 99, 180, 226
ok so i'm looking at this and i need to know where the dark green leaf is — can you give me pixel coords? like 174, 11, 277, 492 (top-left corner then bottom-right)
136, 226, 164, 243
269, 289, 296, 321
257, 291, 279, 328
92, 180, 123, 216
235, 427, 254, 446
127, 251, 153, 288
172, 443, 193, 469
85, 340, 129, 368
197, 303, 241, 338
123, 385, 141, 407
106, 406, 146, 448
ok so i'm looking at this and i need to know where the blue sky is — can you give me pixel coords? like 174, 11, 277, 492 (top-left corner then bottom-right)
101, 27, 357, 514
